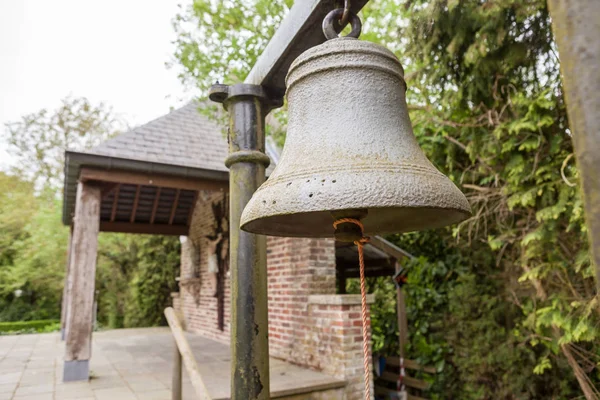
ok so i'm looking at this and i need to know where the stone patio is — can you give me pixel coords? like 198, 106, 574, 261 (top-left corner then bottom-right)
0, 327, 344, 400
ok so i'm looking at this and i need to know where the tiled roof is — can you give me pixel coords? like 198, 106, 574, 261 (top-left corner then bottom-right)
89, 103, 228, 172
62, 102, 279, 226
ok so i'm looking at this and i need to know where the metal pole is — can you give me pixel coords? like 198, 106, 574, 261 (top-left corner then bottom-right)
547, 0, 600, 290
209, 83, 282, 399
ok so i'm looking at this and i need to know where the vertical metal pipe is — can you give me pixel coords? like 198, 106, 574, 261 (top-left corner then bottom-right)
209, 84, 282, 399
547, 0, 600, 290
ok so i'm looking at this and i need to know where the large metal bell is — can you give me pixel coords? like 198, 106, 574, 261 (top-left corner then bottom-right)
241, 37, 471, 238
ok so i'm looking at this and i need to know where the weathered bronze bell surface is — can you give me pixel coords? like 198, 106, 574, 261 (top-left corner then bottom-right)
240, 37, 471, 237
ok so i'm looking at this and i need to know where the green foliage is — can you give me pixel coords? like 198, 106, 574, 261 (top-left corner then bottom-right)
2, 96, 125, 190
95, 234, 180, 329
0, 97, 180, 330
0, 172, 36, 266
347, 277, 400, 356
171, 1, 598, 398
0, 319, 60, 335
398, 0, 598, 397
172, 0, 292, 93
0, 186, 68, 322
124, 236, 180, 327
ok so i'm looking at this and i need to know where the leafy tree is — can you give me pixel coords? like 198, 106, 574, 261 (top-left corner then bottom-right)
3, 96, 125, 190
172, 0, 598, 398
0, 173, 36, 267
124, 235, 181, 327
400, 1, 597, 397
0, 189, 68, 321
0, 97, 179, 329
95, 234, 181, 328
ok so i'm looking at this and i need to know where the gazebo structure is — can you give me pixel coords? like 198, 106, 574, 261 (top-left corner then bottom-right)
61, 103, 412, 398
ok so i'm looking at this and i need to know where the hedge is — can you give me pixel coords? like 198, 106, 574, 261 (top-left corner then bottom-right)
0, 319, 60, 334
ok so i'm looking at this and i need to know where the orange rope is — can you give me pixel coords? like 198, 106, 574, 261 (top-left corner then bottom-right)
332, 218, 371, 400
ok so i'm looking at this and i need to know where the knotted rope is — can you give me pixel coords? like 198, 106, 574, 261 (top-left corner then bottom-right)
332, 218, 371, 400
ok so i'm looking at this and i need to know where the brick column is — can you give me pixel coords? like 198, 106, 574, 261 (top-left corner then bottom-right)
267, 237, 336, 362
306, 294, 375, 400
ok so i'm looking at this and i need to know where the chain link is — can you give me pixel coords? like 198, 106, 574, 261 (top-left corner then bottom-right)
340, 0, 351, 25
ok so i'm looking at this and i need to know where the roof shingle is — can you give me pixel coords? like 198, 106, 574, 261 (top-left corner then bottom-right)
89, 103, 228, 172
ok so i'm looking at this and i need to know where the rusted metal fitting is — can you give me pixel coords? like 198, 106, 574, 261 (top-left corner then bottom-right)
322, 8, 362, 40
209, 83, 283, 113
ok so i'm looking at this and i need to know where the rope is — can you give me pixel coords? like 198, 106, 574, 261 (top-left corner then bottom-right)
332, 217, 371, 400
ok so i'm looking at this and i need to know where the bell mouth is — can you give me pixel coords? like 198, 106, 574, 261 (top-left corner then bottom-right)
241, 206, 471, 238
239, 162, 472, 238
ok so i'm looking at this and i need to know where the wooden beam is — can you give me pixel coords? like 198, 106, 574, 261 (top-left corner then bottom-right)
164, 307, 211, 400
380, 371, 429, 390
338, 268, 346, 294
407, 395, 430, 400
172, 338, 182, 400
79, 167, 228, 193
386, 357, 436, 374
169, 189, 181, 225
150, 187, 162, 224
370, 236, 414, 262
186, 191, 198, 227
100, 182, 119, 199
63, 182, 101, 382
345, 269, 395, 278
245, 0, 370, 96
130, 185, 141, 223
336, 258, 394, 270
110, 184, 120, 222
342, 265, 396, 278
100, 222, 189, 236
396, 260, 409, 359
60, 226, 73, 341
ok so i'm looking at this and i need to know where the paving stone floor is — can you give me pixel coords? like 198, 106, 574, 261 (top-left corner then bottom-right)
0, 327, 343, 400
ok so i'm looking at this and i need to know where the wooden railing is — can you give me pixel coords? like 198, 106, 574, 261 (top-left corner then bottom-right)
374, 356, 436, 400
164, 307, 212, 400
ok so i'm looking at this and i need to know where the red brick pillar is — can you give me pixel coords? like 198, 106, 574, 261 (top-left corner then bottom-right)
266, 237, 337, 362
306, 294, 375, 400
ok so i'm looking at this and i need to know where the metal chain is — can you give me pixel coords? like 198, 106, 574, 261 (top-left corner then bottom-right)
322, 8, 362, 40
340, 0, 351, 25
333, 218, 372, 400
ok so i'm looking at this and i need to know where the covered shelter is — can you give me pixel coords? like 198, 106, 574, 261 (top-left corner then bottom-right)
61, 103, 230, 380
61, 102, 413, 397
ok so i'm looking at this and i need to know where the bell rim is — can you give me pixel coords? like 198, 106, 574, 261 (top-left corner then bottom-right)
240, 205, 472, 238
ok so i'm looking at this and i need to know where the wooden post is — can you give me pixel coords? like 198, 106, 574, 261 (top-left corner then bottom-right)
395, 260, 409, 358
63, 181, 101, 382
547, 0, 600, 291
60, 226, 73, 341
172, 339, 182, 400
164, 307, 211, 399
338, 267, 347, 294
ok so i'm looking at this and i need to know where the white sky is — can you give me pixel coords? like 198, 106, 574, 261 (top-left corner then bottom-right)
0, 0, 192, 168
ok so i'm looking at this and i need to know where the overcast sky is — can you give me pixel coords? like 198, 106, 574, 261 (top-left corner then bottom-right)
0, 0, 191, 168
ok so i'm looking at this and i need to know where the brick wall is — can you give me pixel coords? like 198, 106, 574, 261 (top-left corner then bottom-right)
306, 295, 375, 400
178, 191, 374, 398
179, 190, 230, 343
267, 236, 337, 362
